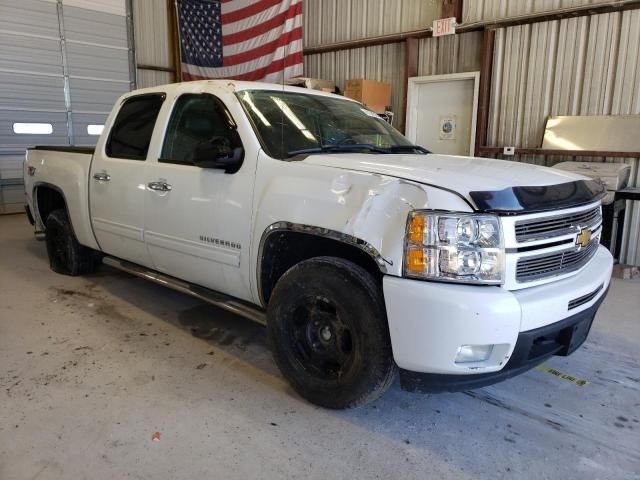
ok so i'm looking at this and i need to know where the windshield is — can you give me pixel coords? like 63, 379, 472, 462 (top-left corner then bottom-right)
238, 90, 425, 159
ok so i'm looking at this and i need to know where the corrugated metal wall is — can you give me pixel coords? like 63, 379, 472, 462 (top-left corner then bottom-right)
0, 0, 133, 213
487, 9, 640, 265
463, 0, 619, 23
303, 0, 441, 47
133, 0, 174, 88
417, 31, 483, 76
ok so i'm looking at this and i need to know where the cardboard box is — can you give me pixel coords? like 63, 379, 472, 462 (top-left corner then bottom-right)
344, 79, 391, 114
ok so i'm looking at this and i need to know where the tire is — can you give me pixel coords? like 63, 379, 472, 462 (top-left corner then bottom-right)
267, 256, 396, 409
45, 209, 100, 276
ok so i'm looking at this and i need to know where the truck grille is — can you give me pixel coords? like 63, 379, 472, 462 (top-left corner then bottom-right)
515, 206, 601, 242
516, 240, 599, 282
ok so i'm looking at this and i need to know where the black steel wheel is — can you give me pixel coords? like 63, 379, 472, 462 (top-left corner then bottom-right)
267, 256, 395, 409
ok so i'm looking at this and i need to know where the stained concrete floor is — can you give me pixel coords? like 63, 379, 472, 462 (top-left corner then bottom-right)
1, 213, 639, 480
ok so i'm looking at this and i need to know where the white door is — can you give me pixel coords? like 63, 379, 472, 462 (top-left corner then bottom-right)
406, 73, 479, 156
89, 93, 165, 267
143, 92, 256, 302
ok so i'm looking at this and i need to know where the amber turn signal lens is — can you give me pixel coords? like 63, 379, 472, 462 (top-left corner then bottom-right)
406, 247, 425, 273
408, 215, 425, 243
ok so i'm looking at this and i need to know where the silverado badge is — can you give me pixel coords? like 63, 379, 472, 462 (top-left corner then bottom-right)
576, 228, 592, 248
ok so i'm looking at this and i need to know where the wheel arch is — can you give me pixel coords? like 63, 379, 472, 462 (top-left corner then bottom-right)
257, 222, 390, 306
34, 182, 68, 228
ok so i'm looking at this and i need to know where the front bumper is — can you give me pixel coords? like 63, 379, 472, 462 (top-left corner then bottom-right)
383, 245, 613, 385
398, 290, 606, 392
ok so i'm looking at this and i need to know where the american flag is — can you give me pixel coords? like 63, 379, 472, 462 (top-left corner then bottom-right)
177, 0, 303, 83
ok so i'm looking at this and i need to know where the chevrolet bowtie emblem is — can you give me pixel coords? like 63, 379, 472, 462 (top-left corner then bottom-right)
576, 228, 592, 248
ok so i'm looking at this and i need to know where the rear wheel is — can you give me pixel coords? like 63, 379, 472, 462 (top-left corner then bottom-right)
45, 209, 100, 276
267, 256, 395, 409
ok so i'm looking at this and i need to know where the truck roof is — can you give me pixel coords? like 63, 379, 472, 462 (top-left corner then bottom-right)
121, 79, 354, 103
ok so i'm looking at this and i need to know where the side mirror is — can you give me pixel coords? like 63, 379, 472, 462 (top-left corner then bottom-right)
191, 136, 244, 173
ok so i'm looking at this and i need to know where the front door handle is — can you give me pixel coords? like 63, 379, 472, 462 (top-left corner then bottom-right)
147, 180, 172, 192
93, 172, 111, 182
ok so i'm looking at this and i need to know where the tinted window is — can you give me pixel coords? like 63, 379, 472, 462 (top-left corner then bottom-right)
161, 94, 241, 164
106, 94, 165, 160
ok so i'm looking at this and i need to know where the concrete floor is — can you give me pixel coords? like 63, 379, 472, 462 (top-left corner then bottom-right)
1, 213, 639, 480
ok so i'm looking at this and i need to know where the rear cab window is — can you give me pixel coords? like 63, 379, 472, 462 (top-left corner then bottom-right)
106, 93, 165, 160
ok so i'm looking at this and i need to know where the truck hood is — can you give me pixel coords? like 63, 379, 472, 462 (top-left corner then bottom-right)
302, 153, 603, 213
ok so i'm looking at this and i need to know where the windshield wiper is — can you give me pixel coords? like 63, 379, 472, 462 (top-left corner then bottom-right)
385, 145, 430, 154
287, 144, 391, 157
287, 143, 430, 158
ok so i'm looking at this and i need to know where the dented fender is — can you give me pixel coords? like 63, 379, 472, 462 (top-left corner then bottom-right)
250, 152, 473, 302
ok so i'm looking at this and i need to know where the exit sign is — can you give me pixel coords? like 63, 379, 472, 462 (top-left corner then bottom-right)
433, 17, 456, 37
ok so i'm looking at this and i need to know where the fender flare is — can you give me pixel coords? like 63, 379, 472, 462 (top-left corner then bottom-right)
256, 221, 393, 306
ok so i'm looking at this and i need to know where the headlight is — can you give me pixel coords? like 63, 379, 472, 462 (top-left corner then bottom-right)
404, 211, 504, 284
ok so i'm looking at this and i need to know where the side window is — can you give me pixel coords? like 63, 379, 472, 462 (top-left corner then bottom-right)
160, 94, 241, 165
106, 93, 165, 160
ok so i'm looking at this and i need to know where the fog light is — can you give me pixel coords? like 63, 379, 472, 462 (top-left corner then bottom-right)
455, 344, 494, 363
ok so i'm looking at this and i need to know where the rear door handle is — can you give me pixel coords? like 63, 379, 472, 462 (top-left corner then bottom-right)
147, 180, 172, 192
93, 172, 111, 182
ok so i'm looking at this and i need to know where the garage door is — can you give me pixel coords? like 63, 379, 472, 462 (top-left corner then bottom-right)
0, 0, 134, 214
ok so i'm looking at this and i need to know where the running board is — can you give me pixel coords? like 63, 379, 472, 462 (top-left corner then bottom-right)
102, 256, 267, 325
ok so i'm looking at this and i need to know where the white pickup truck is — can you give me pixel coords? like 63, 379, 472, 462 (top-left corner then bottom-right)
24, 80, 613, 408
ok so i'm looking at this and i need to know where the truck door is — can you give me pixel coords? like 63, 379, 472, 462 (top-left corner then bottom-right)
143, 92, 256, 302
89, 93, 165, 267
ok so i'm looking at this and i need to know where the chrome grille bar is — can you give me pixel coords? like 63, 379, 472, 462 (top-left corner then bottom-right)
516, 240, 599, 282
515, 206, 601, 242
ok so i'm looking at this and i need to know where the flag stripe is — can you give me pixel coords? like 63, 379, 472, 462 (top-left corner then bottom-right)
222, 26, 302, 67
221, 0, 282, 24
182, 38, 302, 78
223, 2, 301, 45
223, 14, 301, 57
183, 51, 304, 81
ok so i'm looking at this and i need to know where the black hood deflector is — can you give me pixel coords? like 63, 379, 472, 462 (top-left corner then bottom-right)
469, 179, 606, 215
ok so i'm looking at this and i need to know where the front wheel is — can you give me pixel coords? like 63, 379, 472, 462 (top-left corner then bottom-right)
267, 257, 396, 409
45, 209, 100, 276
